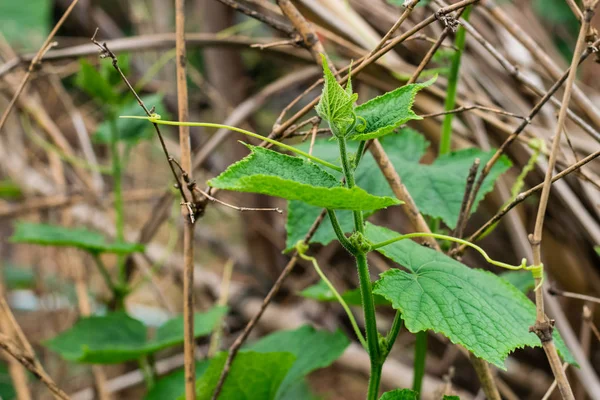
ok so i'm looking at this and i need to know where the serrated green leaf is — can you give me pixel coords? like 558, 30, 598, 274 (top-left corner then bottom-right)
379, 388, 418, 400
350, 78, 435, 141
44, 307, 227, 364
76, 59, 119, 105
145, 361, 210, 400
248, 325, 349, 398
10, 222, 144, 255
315, 55, 358, 136
0, 0, 50, 50
285, 130, 511, 249
209, 145, 400, 211
94, 94, 168, 143
194, 351, 296, 400
300, 280, 390, 307
500, 270, 535, 294
367, 223, 575, 368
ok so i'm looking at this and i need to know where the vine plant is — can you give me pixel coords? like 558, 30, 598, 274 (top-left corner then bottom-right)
122, 56, 574, 399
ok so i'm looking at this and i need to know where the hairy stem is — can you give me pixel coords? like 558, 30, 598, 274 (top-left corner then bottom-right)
385, 312, 404, 355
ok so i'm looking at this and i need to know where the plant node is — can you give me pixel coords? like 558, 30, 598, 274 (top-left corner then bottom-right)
529, 319, 555, 343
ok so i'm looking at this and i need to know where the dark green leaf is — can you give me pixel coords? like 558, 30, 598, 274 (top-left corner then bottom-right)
367, 223, 575, 368
350, 77, 434, 141
0, 362, 17, 400
315, 55, 358, 136
500, 270, 535, 294
194, 351, 296, 400
44, 307, 227, 364
379, 388, 418, 400
0, 0, 50, 50
209, 145, 400, 211
248, 325, 349, 398
94, 94, 169, 143
76, 59, 119, 105
300, 280, 390, 307
10, 222, 144, 255
145, 361, 210, 400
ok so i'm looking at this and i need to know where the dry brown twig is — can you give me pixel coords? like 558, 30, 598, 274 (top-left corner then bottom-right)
528, 2, 597, 399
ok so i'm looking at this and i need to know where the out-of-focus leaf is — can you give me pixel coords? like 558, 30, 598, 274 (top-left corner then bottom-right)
379, 388, 418, 400
0, 180, 22, 199
0, 361, 17, 400
145, 361, 210, 400
500, 270, 535, 294
75, 59, 119, 105
300, 280, 390, 307
0, 0, 50, 50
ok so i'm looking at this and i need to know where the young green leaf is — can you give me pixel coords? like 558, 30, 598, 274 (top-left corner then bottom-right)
300, 280, 390, 307
350, 77, 435, 141
44, 307, 227, 364
247, 325, 349, 398
145, 361, 210, 400
379, 388, 418, 400
94, 94, 169, 143
10, 222, 144, 255
193, 351, 296, 400
315, 54, 358, 136
367, 223, 575, 368
208, 145, 400, 211
76, 59, 119, 105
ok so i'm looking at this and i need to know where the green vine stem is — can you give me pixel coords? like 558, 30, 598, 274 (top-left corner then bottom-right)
119, 115, 342, 173
296, 242, 367, 349
412, 331, 427, 398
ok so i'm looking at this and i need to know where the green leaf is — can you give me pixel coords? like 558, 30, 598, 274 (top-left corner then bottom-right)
595, 246, 600, 256
76, 59, 119, 105
350, 78, 435, 141
248, 325, 349, 398
379, 388, 418, 400
0, 179, 22, 199
94, 94, 169, 143
10, 222, 144, 255
44, 307, 227, 364
315, 55, 358, 136
0, 0, 50, 50
500, 270, 535, 294
367, 223, 575, 368
194, 351, 296, 400
285, 130, 511, 249
2, 264, 35, 290
208, 145, 400, 211
0, 361, 17, 400
443, 396, 460, 400
145, 361, 210, 400
300, 280, 390, 307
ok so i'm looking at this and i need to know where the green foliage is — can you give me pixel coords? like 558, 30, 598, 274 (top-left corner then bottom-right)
76, 59, 120, 105
10, 222, 144, 255
247, 325, 349, 398
300, 279, 390, 307
145, 361, 210, 400
208, 145, 400, 211
94, 94, 168, 143
0, 179, 22, 199
286, 130, 511, 249
315, 55, 358, 136
350, 78, 435, 141
44, 307, 227, 364
379, 389, 418, 400
367, 223, 575, 368
0, 0, 50, 50
194, 351, 296, 400
500, 270, 535, 294
2, 264, 35, 290
0, 362, 17, 400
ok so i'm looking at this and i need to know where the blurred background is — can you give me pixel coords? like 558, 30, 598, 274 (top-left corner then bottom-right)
0, 0, 599, 399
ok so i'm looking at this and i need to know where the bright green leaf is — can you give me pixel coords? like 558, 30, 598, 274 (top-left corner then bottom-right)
0, 0, 50, 50
208, 145, 400, 211
0, 179, 22, 199
350, 78, 435, 141
379, 388, 418, 400
285, 130, 510, 249
315, 54, 358, 136
76, 59, 119, 105
194, 351, 296, 400
248, 325, 349, 398
367, 223, 575, 368
10, 222, 144, 255
145, 361, 210, 400
500, 270, 535, 294
300, 279, 390, 307
44, 307, 227, 364
94, 94, 169, 143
